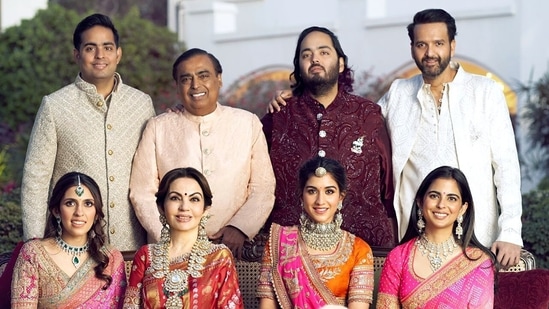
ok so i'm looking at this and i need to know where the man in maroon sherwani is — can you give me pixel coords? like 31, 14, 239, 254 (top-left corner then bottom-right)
262, 26, 397, 250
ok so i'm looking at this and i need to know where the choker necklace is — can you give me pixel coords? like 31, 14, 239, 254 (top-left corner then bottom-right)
417, 234, 458, 272
152, 238, 212, 309
299, 213, 343, 251
55, 236, 89, 268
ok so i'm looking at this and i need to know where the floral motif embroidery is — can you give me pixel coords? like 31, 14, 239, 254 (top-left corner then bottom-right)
351, 136, 364, 154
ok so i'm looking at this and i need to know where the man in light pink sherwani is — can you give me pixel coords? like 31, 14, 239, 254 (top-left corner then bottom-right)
129, 48, 275, 258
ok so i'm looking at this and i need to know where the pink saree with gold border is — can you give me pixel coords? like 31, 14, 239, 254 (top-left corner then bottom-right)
377, 239, 494, 308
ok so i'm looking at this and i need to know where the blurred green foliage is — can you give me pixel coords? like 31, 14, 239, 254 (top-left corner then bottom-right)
522, 180, 549, 269
0, 187, 23, 253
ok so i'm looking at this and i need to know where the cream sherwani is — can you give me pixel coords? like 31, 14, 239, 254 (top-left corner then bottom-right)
21, 73, 155, 251
129, 103, 275, 242
378, 63, 522, 247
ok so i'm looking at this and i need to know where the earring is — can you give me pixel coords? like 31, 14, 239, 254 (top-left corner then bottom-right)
198, 214, 211, 242
159, 214, 170, 243
334, 202, 343, 228
56, 216, 62, 236
456, 215, 463, 239
416, 209, 425, 234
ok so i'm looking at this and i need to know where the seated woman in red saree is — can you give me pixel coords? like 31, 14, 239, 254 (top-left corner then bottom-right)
257, 157, 374, 309
376, 166, 497, 308
11, 172, 126, 308
123, 167, 242, 309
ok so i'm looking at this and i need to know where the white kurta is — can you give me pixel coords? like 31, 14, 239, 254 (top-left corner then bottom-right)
378, 63, 523, 247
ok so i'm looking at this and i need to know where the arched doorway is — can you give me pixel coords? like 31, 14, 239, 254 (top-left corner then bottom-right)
222, 66, 292, 117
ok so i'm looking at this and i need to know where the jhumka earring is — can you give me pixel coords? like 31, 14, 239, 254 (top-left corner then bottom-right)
455, 215, 463, 239
56, 216, 62, 236
417, 208, 425, 234
198, 214, 211, 242
334, 202, 343, 228
159, 214, 170, 243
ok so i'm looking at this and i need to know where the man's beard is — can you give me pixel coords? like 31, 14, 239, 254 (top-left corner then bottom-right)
415, 54, 451, 80
302, 63, 340, 96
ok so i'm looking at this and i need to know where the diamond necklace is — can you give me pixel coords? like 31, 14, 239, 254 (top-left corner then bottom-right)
299, 213, 343, 251
55, 236, 89, 268
152, 238, 211, 309
416, 234, 458, 272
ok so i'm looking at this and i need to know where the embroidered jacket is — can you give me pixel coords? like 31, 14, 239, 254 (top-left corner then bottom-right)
21, 73, 155, 251
378, 63, 522, 247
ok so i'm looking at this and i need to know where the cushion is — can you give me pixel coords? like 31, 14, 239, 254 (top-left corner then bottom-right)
494, 269, 549, 309
0, 241, 25, 308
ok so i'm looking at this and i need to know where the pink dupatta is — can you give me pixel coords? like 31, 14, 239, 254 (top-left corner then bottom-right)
270, 225, 341, 308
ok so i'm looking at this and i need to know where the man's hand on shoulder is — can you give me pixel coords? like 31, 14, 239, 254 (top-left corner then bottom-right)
210, 225, 247, 260
491, 241, 521, 268
268, 90, 292, 113
164, 103, 184, 114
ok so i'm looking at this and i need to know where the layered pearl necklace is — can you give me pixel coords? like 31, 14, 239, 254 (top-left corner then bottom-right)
417, 234, 458, 272
55, 236, 89, 268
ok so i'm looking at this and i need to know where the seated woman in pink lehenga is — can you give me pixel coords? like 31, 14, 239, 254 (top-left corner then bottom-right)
123, 167, 242, 309
376, 166, 496, 308
11, 172, 126, 308
257, 157, 374, 309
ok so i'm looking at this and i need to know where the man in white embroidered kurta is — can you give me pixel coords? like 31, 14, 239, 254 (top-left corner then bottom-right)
378, 9, 522, 267
129, 49, 275, 258
21, 14, 155, 251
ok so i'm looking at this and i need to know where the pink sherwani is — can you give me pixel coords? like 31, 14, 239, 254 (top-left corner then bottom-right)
378, 63, 522, 247
130, 103, 275, 241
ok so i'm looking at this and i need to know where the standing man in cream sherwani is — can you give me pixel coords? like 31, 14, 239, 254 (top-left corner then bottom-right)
21, 14, 155, 251
129, 48, 275, 259
378, 8, 522, 267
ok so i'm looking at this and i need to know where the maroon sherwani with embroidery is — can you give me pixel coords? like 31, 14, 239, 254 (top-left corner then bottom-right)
262, 88, 397, 249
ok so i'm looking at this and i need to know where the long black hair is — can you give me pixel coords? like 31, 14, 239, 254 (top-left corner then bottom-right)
45, 172, 112, 288
290, 26, 354, 96
401, 166, 495, 264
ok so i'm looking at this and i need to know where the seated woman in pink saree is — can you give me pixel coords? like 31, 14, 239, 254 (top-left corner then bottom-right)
11, 172, 126, 308
123, 167, 242, 309
376, 166, 496, 308
257, 157, 374, 309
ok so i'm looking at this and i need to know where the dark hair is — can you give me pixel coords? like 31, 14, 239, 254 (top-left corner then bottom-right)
172, 48, 223, 81
298, 156, 347, 195
401, 166, 495, 264
406, 9, 457, 43
44, 172, 112, 288
290, 26, 354, 96
73, 13, 119, 50
156, 167, 213, 211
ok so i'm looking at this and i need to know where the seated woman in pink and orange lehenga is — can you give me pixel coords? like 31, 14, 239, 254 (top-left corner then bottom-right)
123, 167, 242, 309
11, 172, 126, 308
376, 166, 496, 308
257, 157, 374, 309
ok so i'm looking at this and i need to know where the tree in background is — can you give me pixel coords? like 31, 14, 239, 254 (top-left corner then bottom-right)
50, 0, 167, 26
518, 72, 549, 268
0, 4, 182, 251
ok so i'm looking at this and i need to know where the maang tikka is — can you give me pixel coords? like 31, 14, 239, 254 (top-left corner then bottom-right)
75, 175, 84, 197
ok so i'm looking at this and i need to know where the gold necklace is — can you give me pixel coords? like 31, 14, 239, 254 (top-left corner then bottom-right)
151, 238, 212, 309
417, 234, 457, 272
299, 213, 343, 251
